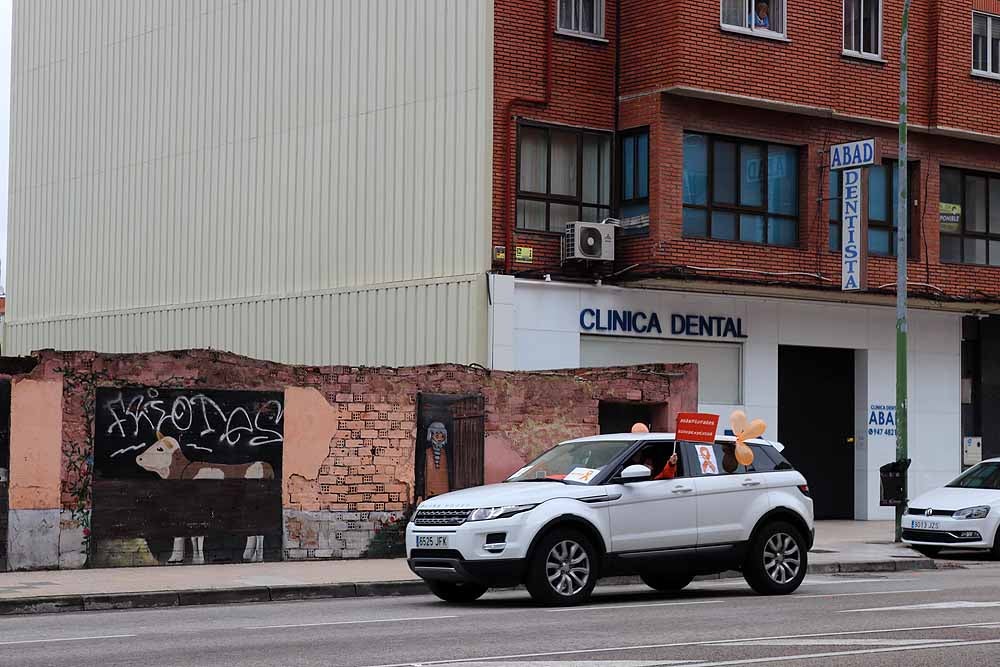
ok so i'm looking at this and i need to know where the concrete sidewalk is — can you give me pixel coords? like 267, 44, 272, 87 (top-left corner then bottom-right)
0, 521, 969, 615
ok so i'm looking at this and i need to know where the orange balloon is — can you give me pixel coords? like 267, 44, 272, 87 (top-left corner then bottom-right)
743, 419, 767, 440
631, 422, 649, 433
729, 410, 748, 437
735, 441, 755, 466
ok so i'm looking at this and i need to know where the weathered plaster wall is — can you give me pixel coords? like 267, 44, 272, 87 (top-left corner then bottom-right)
7, 378, 63, 570
3, 350, 696, 568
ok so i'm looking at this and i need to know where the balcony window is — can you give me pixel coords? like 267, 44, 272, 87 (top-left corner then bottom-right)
844, 0, 881, 58
940, 167, 1000, 265
620, 128, 650, 221
974, 13, 1000, 76
682, 132, 799, 246
558, 0, 604, 39
829, 161, 913, 256
721, 0, 785, 37
517, 123, 612, 234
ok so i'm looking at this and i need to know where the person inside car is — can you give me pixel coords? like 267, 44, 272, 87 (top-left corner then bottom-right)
629, 448, 679, 480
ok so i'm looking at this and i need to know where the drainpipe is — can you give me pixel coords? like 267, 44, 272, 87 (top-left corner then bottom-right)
503, 1, 554, 274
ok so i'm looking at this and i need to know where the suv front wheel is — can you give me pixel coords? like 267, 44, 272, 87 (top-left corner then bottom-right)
743, 521, 808, 595
525, 528, 598, 606
426, 580, 488, 603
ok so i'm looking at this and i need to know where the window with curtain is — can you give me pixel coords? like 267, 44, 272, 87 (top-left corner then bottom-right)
829, 161, 914, 256
721, 0, 785, 36
974, 12, 1000, 76
844, 0, 881, 57
939, 167, 1000, 265
558, 0, 604, 38
517, 123, 612, 234
620, 128, 650, 220
682, 132, 799, 246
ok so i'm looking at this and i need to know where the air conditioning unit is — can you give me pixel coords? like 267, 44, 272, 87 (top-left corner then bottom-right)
562, 221, 616, 264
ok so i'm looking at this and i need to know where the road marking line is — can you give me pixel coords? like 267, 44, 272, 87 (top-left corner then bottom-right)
840, 600, 1000, 613
732, 638, 956, 646
547, 600, 722, 613
247, 614, 457, 630
358, 621, 1000, 667
797, 588, 940, 599
675, 638, 1000, 666
0, 634, 137, 647
691, 577, 916, 589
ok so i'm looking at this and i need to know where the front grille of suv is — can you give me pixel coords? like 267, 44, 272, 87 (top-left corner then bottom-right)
413, 508, 472, 526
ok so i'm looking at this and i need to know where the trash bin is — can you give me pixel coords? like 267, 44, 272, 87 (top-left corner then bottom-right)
879, 459, 911, 507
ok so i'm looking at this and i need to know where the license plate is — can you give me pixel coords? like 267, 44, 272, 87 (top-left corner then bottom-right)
416, 535, 450, 548
910, 519, 940, 530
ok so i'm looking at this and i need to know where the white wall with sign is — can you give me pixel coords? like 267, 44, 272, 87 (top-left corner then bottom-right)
488, 275, 962, 520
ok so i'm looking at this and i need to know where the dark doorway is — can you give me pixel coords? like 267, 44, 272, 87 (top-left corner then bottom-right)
599, 402, 658, 435
778, 346, 855, 520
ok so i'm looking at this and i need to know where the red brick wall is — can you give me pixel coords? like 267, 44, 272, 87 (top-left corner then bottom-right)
493, 1, 1000, 301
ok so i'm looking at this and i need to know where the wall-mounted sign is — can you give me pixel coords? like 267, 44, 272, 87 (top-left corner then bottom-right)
579, 309, 747, 339
493, 246, 506, 263
841, 167, 865, 291
868, 403, 896, 438
963, 436, 982, 467
515, 246, 534, 263
829, 139, 877, 170
939, 203, 961, 233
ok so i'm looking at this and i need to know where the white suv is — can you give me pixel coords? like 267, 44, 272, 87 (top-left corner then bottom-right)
406, 432, 814, 605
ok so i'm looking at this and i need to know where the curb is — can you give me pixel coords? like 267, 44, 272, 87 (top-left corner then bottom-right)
0, 558, 939, 617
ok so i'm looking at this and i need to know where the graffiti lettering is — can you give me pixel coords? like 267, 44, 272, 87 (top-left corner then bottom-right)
104, 390, 283, 447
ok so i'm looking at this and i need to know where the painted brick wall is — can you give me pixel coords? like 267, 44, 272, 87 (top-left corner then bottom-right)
19, 349, 696, 567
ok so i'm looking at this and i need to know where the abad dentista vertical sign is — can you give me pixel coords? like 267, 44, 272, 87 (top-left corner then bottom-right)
830, 139, 877, 292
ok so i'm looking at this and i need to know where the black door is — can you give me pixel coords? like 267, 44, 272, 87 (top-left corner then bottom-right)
599, 402, 653, 435
778, 346, 855, 520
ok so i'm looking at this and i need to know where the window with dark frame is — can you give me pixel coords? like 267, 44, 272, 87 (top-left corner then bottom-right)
557, 0, 605, 39
939, 167, 1000, 266
843, 0, 881, 57
620, 128, 650, 221
682, 132, 799, 247
973, 12, 1000, 76
828, 160, 914, 257
517, 123, 612, 234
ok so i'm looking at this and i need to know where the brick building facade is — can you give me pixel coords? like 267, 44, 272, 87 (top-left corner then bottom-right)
489, 0, 1000, 520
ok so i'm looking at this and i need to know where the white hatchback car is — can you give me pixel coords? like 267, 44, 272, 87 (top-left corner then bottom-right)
903, 457, 1000, 558
406, 433, 814, 605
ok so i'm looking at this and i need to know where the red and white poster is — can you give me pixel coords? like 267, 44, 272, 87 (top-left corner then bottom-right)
675, 412, 720, 443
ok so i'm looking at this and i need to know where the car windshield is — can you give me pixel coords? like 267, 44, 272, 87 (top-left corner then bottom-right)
946, 462, 1000, 490
505, 439, 634, 485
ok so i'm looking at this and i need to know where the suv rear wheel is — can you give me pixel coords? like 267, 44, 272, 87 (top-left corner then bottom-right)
426, 580, 488, 603
639, 572, 694, 592
743, 521, 808, 595
525, 528, 598, 606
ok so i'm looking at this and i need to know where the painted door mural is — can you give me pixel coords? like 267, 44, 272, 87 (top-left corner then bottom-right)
415, 394, 484, 503
0, 380, 10, 571
92, 388, 283, 566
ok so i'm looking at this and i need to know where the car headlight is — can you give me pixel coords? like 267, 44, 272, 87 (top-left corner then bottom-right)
467, 504, 536, 521
953, 505, 990, 520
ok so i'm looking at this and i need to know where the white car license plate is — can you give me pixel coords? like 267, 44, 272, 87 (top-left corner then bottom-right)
416, 535, 450, 548
910, 519, 940, 530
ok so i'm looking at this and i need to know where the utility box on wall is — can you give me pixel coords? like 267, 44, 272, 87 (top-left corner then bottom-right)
963, 436, 983, 468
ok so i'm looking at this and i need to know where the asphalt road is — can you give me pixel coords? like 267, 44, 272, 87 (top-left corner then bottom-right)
3, 566, 1000, 666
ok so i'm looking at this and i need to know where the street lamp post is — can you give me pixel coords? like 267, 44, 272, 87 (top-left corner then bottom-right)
895, 0, 912, 542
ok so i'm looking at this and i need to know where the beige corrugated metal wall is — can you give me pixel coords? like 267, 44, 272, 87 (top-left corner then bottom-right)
7, 0, 493, 366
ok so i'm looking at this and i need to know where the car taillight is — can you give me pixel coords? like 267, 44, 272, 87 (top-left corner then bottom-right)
797, 484, 811, 497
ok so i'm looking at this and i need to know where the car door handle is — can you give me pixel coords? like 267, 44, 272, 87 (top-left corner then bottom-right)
671, 486, 693, 494
742, 479, 762, 487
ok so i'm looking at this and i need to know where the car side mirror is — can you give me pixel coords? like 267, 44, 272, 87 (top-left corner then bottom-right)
621, 464, 652, 483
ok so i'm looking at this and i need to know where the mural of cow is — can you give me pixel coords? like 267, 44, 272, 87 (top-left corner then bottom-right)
136, 433, 274, 564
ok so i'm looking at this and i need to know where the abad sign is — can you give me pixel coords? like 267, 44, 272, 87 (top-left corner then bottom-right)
830, 139, 877, 292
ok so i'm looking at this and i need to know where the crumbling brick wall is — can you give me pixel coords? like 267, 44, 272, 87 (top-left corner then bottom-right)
16, 349, 696, 568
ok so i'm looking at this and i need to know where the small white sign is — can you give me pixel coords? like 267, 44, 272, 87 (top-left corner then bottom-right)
694, 444, 719, 475
564, 467, 601, 484
868, 403, 896, 438
963, 437, 982, 467
842, 167, 864, 291
830, 139, 877, 170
